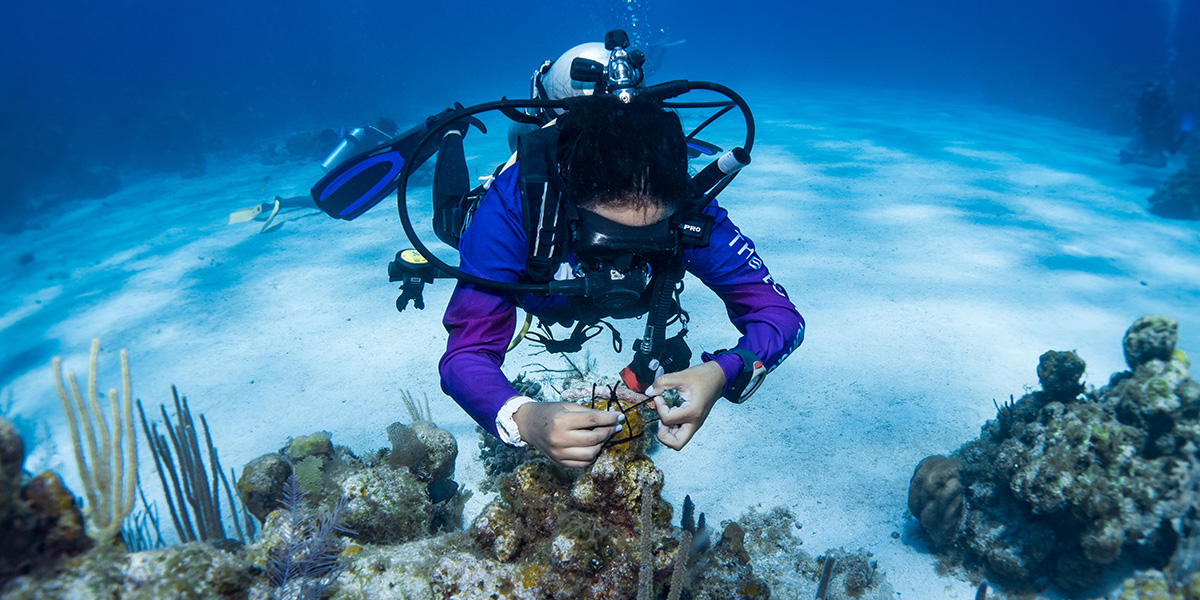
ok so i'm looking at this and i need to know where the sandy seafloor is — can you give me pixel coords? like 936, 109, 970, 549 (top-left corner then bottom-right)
2, 84, 1199, 599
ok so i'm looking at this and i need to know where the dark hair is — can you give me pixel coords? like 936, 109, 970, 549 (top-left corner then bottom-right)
555, 95, 689, 212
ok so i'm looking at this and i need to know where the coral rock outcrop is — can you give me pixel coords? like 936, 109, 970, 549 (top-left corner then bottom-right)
342, 467, 432, 545
239, 420, 467, 547
1125, 315, 1180, 370
388, 420, 457, 484
912, 316, 1200, 593
469, 454, 667, 600
0, 418, 91, 587
1149, 169, 1200, 221
0, 418, 22, 524
467, 382, 772, 600
2, 542, 261, 599
1037, 349, 1088, 399
236, 453, 291, 522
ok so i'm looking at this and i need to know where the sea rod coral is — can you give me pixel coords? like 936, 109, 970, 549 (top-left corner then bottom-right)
52, 339, 137, 545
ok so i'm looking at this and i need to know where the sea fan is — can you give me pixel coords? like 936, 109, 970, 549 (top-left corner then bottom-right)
266, 475, 352, 600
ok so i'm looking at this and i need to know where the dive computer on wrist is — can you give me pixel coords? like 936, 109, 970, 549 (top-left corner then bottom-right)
717, 349, 767, 403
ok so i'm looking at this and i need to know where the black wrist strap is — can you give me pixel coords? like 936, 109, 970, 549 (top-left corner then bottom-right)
717, 349, 766, 403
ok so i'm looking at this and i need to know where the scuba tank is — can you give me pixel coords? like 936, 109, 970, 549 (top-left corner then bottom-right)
320, 125, 394, 172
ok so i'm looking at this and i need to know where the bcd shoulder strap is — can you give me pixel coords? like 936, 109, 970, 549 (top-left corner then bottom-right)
517, 125, 570, 283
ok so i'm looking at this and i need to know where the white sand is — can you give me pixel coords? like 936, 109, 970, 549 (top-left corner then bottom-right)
2, 84, 1197, 599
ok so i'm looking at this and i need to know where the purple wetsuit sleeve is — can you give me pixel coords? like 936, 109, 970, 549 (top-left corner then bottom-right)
439, 166, 528, 437
685, 200, 805, 396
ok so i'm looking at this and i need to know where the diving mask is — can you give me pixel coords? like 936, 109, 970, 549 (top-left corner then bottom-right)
572, 208, 677, 312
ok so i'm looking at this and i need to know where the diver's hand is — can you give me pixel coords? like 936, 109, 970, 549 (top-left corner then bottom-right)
648, 361, 726, 451
512, 401, 624, 468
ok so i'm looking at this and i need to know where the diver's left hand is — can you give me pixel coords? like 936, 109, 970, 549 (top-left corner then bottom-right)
647, 361, 726, 451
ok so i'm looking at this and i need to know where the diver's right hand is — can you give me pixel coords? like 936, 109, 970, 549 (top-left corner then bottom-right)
512, 401, 624, 468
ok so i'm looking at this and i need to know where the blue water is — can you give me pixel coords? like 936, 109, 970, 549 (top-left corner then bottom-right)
3, 1, 1200, 597
1, 0, 1197, 217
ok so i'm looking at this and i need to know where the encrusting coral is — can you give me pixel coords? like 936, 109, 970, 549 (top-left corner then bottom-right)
908, 455, 965, 548
466, 396, 681, 600
1112, 568, 1200, 600
910, 315, 1200, 594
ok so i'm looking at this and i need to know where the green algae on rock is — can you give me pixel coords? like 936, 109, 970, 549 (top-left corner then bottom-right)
286, 431, 335, 461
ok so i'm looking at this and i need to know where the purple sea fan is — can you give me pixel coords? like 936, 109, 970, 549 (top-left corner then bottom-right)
266, 475, 353, 600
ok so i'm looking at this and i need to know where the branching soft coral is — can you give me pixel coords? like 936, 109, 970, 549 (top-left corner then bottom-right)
266, 475, 351, 600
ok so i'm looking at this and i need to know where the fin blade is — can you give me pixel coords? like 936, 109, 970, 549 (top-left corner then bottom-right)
259, 199, 282, 233
228, 204, 265, 224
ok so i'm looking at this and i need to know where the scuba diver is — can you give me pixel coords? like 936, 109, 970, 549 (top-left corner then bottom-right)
1120, 82, 1194, 168
309, 31, 804, 468
443, 95, 803, 467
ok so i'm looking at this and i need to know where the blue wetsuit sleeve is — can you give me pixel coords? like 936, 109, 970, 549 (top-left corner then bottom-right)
684, 200, 805, 395
439, 165, 528, 437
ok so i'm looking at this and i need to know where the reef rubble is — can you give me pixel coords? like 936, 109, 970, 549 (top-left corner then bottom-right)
1, 380, 893, 600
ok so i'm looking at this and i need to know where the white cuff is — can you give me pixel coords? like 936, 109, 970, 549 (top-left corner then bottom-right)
495, 396, 539, 447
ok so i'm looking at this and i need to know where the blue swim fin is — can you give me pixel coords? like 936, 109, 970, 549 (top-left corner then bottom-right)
310, 106, 484, 221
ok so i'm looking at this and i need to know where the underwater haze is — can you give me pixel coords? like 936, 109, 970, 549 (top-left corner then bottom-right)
2, 0, 1197, 211
3, 0, 1200, 599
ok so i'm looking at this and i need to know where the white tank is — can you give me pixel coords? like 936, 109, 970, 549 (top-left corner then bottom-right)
540, 42, 610, 100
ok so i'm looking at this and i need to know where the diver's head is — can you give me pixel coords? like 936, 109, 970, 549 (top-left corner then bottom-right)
553, 95, 688, 314
556, 95, 688, 216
